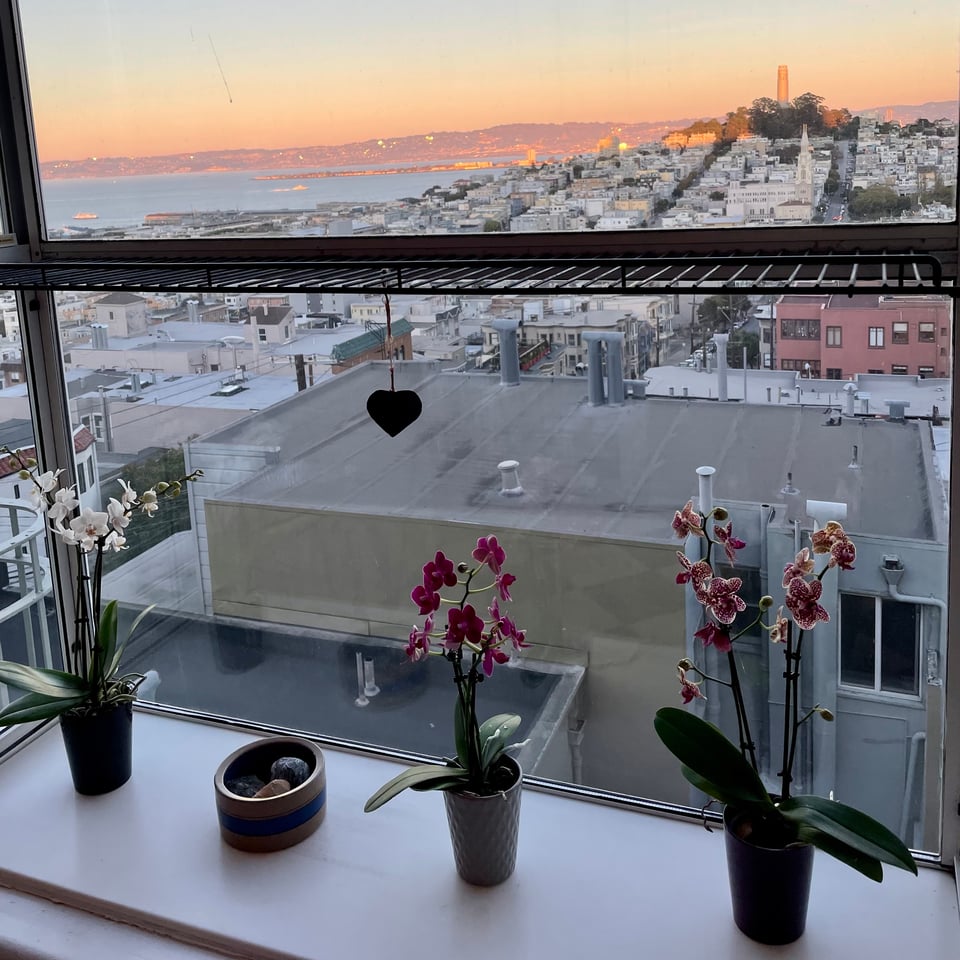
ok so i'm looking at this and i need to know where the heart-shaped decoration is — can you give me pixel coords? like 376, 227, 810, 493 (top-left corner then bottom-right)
366, 389, 423, 437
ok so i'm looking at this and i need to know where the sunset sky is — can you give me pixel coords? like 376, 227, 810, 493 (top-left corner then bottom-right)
19, 0, 960, 161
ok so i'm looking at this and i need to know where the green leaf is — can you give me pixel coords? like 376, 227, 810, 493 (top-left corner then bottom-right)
794, 825, 883, 882
0, 691, 89, 724
479, 713, 521, 771
780, 795, 917, 876
93, 599, 118, 685
104, 602, 155, 680
654, 707, 772, 809
0, 662, 89, 699
364, 763, 469, 813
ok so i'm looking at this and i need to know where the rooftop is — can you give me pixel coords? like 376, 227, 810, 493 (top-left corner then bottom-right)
206, 363, 941, 543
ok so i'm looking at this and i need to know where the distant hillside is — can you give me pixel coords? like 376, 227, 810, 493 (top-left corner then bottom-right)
39, 101, 957, 180
855, 100, 959, 123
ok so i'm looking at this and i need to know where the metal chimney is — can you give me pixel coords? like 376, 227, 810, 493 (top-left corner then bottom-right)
491, 319, 521, 386
498, 459, 523, 496
582, 333, 605, 405
843, 382, 857, 416
90, 323, 109, 350
885, 400, 909, 421
187, 299, 199, 323
582, 331, 625, 405
713, 333, 729, 402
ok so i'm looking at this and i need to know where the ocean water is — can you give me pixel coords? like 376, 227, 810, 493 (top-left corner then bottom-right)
40, 158, 521, 232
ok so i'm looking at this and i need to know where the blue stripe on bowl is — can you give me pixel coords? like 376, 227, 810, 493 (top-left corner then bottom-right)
218, 788, 326, 837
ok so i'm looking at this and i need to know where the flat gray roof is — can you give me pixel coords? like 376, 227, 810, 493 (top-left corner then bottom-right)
207, 363, 939, 543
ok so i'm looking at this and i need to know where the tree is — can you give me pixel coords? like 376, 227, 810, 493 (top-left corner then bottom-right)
722, 107, 751, 142
727, 332, 760, 368
792, 92, 826, 134
847, 185, 912, 221
483, 219, 502, 232
698, 294, 751, 331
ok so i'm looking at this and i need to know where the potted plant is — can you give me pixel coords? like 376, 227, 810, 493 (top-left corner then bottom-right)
364, 534, 528, 885
654, 497, 917, 944
0, 446, 201, 794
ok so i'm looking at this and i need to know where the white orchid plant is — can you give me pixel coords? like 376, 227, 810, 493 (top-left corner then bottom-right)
0, 446, 201, 723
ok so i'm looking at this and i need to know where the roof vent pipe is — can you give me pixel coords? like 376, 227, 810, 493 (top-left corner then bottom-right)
885, 400, 909, 421
696, 465, 716, 516
843, 382, 857, 416
780, 472, 803, 523
605, 333, 625, 405
497, 459, 523, 497
713, 333, 729, 402
582, 333, 606, 405
491, 319, 521, 387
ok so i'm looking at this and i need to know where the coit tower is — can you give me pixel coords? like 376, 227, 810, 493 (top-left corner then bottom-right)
777, 65, 789, 104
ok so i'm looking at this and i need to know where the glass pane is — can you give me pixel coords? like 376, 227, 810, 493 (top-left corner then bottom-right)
841, 594, 876, 688
880, 598, 920, 695
17, 2, 959, 240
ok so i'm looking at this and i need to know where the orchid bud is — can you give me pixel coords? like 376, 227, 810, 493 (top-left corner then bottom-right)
817, 707, 835, 722
677, 657, 695, 671
156, 481, 170, 493
457, 562, 469, 573
18, 469, 29, 479
25, 458, 37, 468
758, 595, 774, 610
712, 506, 729, 521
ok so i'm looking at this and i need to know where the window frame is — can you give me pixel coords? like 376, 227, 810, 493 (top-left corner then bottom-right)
2, 0, 960, 869
869, 326, 885, 348
826, 325, 843, 347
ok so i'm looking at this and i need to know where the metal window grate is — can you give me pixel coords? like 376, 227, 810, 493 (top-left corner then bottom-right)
0, 251, 954, 298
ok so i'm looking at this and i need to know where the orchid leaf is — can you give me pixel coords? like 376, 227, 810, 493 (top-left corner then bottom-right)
654, 707, 772, 809
91, 599, 119, 685
363, 763, 469, 812
779, 795, 917, 876
478, 713, 521, 770
794, 825, 884, 882
0, 662, 88, 699
104, 602, 155, 680
0, 691, 88, 724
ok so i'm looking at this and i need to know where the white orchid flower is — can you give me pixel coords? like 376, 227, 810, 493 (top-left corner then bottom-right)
67, 508, 109, 552
106, 497, 130, 533
46, 485, 79, 524
104, 532, 127, 553
140, 489, 159, 516
29, 468, 63, 509
117, 477, 137, 509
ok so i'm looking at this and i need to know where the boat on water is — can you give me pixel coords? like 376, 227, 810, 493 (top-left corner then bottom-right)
73, 211, 98, 220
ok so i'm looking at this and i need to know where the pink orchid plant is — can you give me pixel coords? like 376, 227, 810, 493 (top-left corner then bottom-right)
0, 446, 201, 723
655, 500, 916, 881
365, 535, 529, 811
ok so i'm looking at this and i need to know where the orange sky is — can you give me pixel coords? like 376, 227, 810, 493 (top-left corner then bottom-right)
19, 1, 960, 161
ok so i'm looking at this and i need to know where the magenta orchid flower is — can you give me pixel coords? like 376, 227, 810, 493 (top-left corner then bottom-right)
495, 572, 516, 602
411, 583, 441, 616
676, 551, 712, 589
829, 538, 856, 571
695, 620, 732, 654
405, 614, 434, 661
472, 535, 505, 574
481, 640, 510, 677
678, 666, 706, 704
782, 547, 815, 588
713, 521, 746, 564
444, 603, 485, 650
422, 550, 458, 591
672, 500, 704, 539
698, 575, 746, 625
785, 576, 830, 630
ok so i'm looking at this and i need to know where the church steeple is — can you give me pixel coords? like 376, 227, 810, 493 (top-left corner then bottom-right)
796, 124, 813, 206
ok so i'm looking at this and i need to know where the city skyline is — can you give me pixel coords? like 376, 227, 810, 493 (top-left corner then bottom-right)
18, 0, 960, 162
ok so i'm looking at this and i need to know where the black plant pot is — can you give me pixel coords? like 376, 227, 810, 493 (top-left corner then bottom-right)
724, 805, 814, 945
60, 701, 134, 796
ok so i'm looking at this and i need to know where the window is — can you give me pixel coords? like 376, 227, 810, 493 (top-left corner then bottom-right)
919, 323, 936, 342
919, 365, 935, 377
892, 322, 909, 344
826, 367, 843, 379
5, 0, 959, 867
869, 327, 885, 348
826, 326, 842, 347
781, 319, 820, 339
892, 364, 908, 374
840, 594, 920, 696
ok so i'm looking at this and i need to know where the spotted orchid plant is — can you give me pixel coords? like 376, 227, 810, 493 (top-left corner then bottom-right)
655, 500, 917, 881
0, 446, 201, 724
365, 535, 529, 811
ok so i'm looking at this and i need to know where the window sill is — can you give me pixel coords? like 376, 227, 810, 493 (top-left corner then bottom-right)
0, 711, 955, 960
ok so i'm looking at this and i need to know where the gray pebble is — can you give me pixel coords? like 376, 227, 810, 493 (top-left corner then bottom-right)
226, 774, 266, 797
270, 756, 310, 788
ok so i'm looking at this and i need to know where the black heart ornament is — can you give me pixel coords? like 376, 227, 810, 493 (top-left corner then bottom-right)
366, 389, 423, 437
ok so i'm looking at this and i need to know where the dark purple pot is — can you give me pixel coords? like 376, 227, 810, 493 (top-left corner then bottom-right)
60, 701, 133, 795
724, 805, 814, 945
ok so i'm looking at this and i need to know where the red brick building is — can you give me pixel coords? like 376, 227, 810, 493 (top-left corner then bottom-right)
775, 294, 951, 380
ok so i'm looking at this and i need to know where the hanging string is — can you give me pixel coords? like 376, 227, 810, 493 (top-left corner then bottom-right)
383, 292, 395, 392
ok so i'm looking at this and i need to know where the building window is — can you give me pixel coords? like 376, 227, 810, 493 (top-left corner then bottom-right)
77, 463, 87, 494
567, 334, 576, 345
919, 322, 936, 342
892, 322, 909, 344
258, 328, 267, 343
892, 364, 908, 375
826, 367, 843, 379
781, 319, 820, 339
826, 326, 842, 347
869, 327, 885, 348
87, 459, 95, 487
840, 594, 920, 696
919, 365, 934, 377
